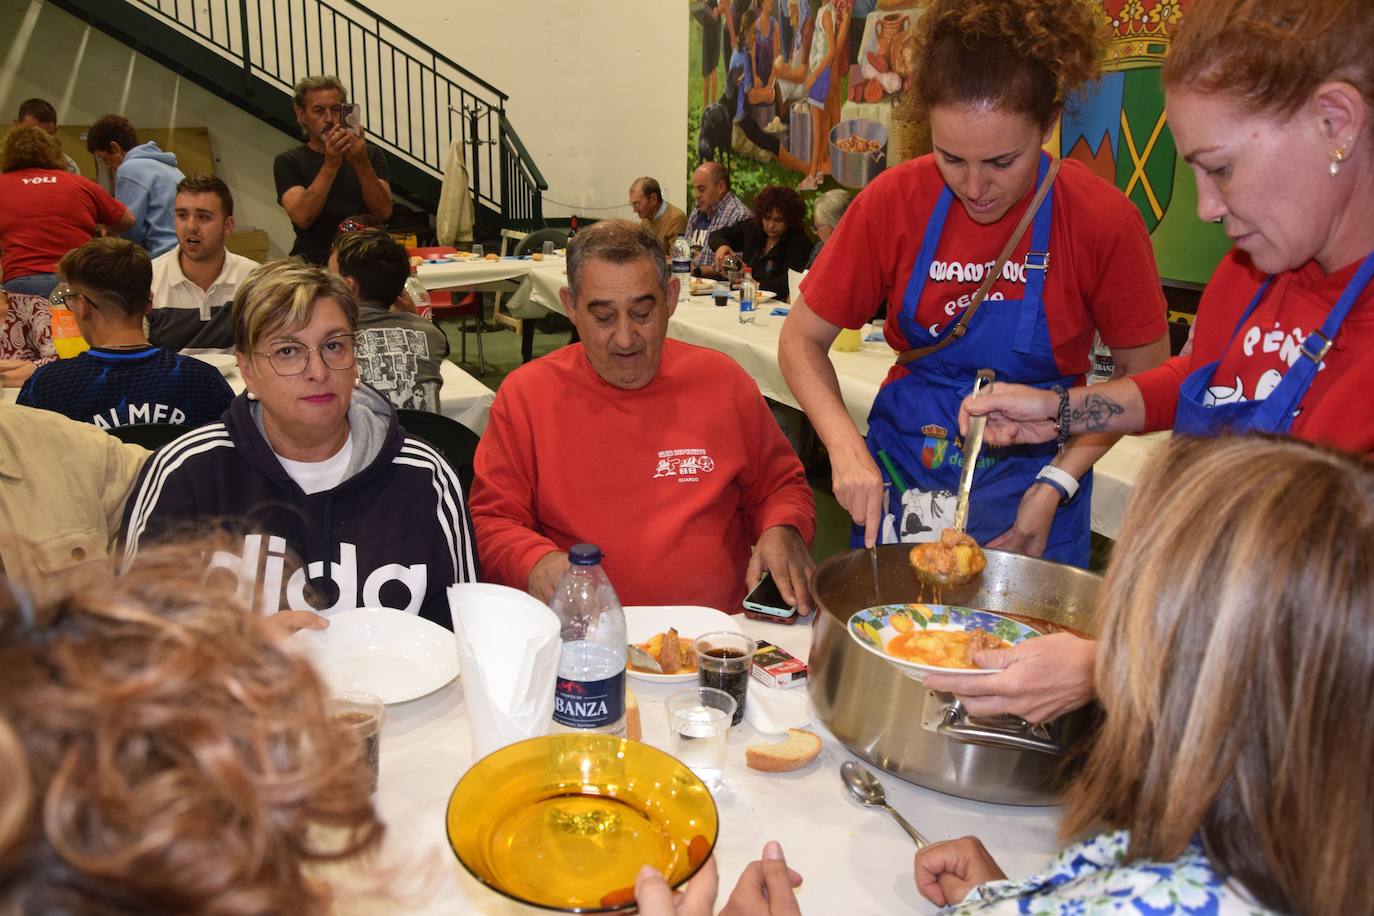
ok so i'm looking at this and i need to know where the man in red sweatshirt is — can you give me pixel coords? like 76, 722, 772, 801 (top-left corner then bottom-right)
469, 220, 817, 614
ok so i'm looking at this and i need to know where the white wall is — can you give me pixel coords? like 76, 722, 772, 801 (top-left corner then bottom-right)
356, 1, 690, 219
0, 0, 690, 242
0, 0, 299, 257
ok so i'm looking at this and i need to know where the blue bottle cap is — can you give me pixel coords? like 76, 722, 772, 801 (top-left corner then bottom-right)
568, 543, 602, 566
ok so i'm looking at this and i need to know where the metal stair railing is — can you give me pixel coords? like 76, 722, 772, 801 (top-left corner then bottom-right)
109, 0, 544, 226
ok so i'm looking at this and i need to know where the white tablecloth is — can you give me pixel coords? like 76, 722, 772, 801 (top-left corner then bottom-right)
2, 357, 495, 435
344, 615, 1064, 915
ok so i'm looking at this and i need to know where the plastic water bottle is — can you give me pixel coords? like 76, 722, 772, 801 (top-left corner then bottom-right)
738, 267, 758, 324
1088, 332, 1114, 384
404, 275, 433, 322
550, 544, 627, 737
671, 235, 692, 302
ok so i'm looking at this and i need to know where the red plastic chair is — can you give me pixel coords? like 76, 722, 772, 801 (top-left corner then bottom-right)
408, 246, 486, 375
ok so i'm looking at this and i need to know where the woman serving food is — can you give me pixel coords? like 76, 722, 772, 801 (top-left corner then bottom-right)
779, 0, 1169, 568
927, 0, 1374, 725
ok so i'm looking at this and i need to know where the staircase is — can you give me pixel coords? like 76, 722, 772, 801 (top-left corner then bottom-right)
49, 0, 547, 236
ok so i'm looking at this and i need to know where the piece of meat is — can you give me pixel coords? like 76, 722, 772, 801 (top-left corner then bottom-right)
660, 628, 683, 675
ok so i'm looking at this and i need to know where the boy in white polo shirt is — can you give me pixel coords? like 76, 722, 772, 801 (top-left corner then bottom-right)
149, 174, 256, 352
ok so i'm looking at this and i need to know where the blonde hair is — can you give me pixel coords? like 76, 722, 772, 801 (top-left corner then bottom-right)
1061, 435, 1374, 915
292, 74, 347, 110
231, 258, 358, 354
0, 543, 383, 913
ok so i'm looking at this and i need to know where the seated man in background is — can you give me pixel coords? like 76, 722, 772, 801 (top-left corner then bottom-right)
85, 115, 184, 257
12, 97, 78, 173
275, 75, 392, 265
470, 220, 816, 614
328, 228, 449, 411
629, 176, 687, 256
0, 404, 148, 598
684, 161, 751, 277
17, 238, 233, 429
149, 174, 257, 352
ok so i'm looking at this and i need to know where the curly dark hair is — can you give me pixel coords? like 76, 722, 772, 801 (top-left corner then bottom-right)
85, 114, 137, 154
751, 185, 806, 234
913, 0, 1106, 128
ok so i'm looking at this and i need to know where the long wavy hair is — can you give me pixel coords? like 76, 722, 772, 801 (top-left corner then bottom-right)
1060, 435, 1374, 915
0, 543, 384, 914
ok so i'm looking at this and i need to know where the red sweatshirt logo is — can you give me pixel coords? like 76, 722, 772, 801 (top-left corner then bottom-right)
653, 448, 716, 483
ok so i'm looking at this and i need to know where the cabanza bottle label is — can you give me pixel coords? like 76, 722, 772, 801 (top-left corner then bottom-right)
553, 670, 625, 729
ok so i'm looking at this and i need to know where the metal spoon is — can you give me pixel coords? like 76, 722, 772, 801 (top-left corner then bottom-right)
627, 644, 662, 674
840, 760, 930, 849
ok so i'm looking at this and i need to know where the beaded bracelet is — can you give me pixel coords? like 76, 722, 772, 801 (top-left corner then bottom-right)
1052, 385, 1071, 451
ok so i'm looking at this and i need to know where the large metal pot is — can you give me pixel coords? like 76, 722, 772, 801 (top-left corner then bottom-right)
829, 118, 888, 189
808, 545, 1101, 805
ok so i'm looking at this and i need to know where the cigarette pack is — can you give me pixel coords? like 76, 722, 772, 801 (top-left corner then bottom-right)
751, 640, 807, 689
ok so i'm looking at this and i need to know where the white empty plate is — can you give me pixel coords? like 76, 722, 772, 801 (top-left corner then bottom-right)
624, 604, 744, 684
292, 607, 459, 704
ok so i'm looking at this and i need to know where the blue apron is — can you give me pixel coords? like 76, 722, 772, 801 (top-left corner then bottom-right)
865, 153, 1092, 567
1174, 252, 1374, 436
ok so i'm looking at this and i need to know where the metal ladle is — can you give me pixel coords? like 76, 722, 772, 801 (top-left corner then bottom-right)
911, 369, 996, 591
840, 760, 930, 849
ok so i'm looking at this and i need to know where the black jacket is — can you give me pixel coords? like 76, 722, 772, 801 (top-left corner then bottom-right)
121, 386, 478, 628
706, 221, 812, 300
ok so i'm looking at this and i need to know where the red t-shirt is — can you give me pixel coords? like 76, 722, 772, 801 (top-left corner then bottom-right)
469, 339, 816, 614
0, 169, 127, 280
801, 155, 1167, 386
1134, 250, 1374, 454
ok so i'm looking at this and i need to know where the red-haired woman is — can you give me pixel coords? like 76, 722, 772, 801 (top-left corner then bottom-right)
708, 184, 812, 300
779, 0, 1169, 566
922, 0, 1374, 726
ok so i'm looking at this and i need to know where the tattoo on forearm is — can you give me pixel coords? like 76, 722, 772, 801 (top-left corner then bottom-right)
1070, 394, 1125, 433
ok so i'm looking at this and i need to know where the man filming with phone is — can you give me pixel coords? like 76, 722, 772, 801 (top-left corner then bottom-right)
273, 75, 392, 265
469, 221, 817, 618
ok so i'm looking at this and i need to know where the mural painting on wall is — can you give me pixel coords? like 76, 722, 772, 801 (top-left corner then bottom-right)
687, 0, 1229, 285
1059, 0, 1230, 285
688, 0, 929, 207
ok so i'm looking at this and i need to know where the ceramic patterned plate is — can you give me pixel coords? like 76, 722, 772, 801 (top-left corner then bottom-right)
847, 604, 1039, 676
624, 605, 743, 684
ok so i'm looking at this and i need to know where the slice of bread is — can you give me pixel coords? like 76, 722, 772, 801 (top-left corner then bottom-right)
745, 728, 821, 772
626, 688, 642, 742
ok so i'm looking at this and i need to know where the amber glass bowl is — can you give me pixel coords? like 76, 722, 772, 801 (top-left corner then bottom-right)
446, 734, 719, 912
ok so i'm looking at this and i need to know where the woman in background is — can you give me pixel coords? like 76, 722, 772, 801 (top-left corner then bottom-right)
0, 126, 132, 299
709, 185, 813, 300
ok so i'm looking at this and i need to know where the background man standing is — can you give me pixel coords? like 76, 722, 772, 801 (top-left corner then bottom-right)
274, 75, 392, 265
12, 98, 77, 173
149, 174, 256, 352
629, 176, 687, 256
85, 114, 184, 257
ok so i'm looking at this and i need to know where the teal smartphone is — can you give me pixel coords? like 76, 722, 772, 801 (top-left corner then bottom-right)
743, 572, 797, 624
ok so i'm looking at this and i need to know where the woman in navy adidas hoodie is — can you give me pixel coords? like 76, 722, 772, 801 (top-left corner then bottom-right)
122, 260, 478, 629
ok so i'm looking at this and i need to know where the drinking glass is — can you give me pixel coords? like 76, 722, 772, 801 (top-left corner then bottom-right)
694, 631, 756, 725
330, 690, 384, 792
542, 240, 556, 256
471, 243, 484, 259
666, 686, 736, 791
